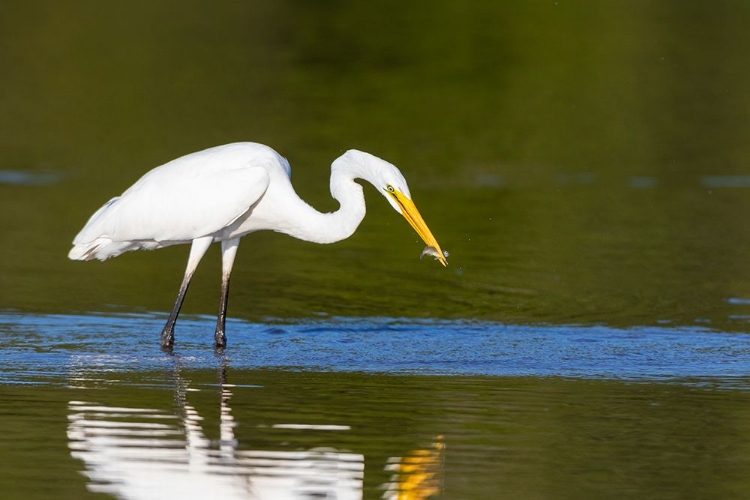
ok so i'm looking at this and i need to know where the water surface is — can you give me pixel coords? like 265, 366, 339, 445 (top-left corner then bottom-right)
1, 313, 750, 499
2, 312, 749, 382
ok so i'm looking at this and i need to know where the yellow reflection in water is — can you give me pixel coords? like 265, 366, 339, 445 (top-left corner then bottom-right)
383, 437, 444, 500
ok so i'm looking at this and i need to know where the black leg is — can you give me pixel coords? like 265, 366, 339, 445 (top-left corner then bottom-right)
160, 237, 213, 349
214, 274, 230, 348
214, 238, 240, 349
161, 276, 191, 348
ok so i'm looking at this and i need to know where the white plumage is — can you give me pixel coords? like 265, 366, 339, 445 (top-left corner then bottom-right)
69, 142, 447, 348
70, 144, 278, 260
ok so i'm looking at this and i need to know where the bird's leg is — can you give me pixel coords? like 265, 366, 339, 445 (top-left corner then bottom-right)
161, 275, 191, 349
214, 238, 240, 349
161, 237, 213, 349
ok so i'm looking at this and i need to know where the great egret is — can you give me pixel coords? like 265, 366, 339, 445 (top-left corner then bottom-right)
69, 143, 447, 348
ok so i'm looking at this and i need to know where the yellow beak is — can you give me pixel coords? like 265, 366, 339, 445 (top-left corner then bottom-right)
389, 190, 448, 267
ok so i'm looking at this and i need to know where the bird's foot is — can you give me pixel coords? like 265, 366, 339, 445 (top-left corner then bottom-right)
161, 327, 175, 350
214, 329, 227, 350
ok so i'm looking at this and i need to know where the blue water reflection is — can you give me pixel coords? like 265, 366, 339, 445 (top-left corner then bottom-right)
0, 170, 61, 186
1, 312, 748, 385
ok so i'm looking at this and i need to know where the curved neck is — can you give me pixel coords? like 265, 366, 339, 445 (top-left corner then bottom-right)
281, 160, 367, 244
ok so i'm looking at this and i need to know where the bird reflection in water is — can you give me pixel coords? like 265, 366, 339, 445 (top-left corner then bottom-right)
67, 360, 443, 499
68, 359, 363, 499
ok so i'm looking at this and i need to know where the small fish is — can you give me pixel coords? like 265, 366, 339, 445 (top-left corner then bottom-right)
420, 246, 449, 261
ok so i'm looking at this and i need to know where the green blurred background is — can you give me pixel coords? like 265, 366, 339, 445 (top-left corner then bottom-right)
2, 0, 750, 330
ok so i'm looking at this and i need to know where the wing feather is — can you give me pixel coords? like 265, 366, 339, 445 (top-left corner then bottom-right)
73, 166, 270, 246
70, 143, 284, 260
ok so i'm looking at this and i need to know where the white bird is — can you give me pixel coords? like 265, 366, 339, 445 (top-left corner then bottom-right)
69, 143, 447, 349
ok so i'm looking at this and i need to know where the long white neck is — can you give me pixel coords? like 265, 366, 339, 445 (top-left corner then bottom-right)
279, 152, 370, 244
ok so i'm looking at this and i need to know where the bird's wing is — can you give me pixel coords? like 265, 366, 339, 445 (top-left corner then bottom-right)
73, 166, 270, 244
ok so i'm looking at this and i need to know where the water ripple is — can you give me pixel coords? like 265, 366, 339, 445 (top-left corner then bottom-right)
0, 311, 748, 385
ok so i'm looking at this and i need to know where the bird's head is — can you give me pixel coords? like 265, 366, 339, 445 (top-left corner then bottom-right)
338, 149, 448, 267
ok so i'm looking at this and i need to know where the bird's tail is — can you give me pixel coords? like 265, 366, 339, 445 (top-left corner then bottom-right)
69, 236, 157, 261
68, 237, 111, 261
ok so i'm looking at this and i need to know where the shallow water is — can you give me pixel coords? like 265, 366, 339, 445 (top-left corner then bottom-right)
2, 1, 750, 498
2, 312, 750, 382
1, 313, 749, 499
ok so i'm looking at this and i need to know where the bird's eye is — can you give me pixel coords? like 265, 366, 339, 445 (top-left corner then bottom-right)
386, 185, 395, 193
